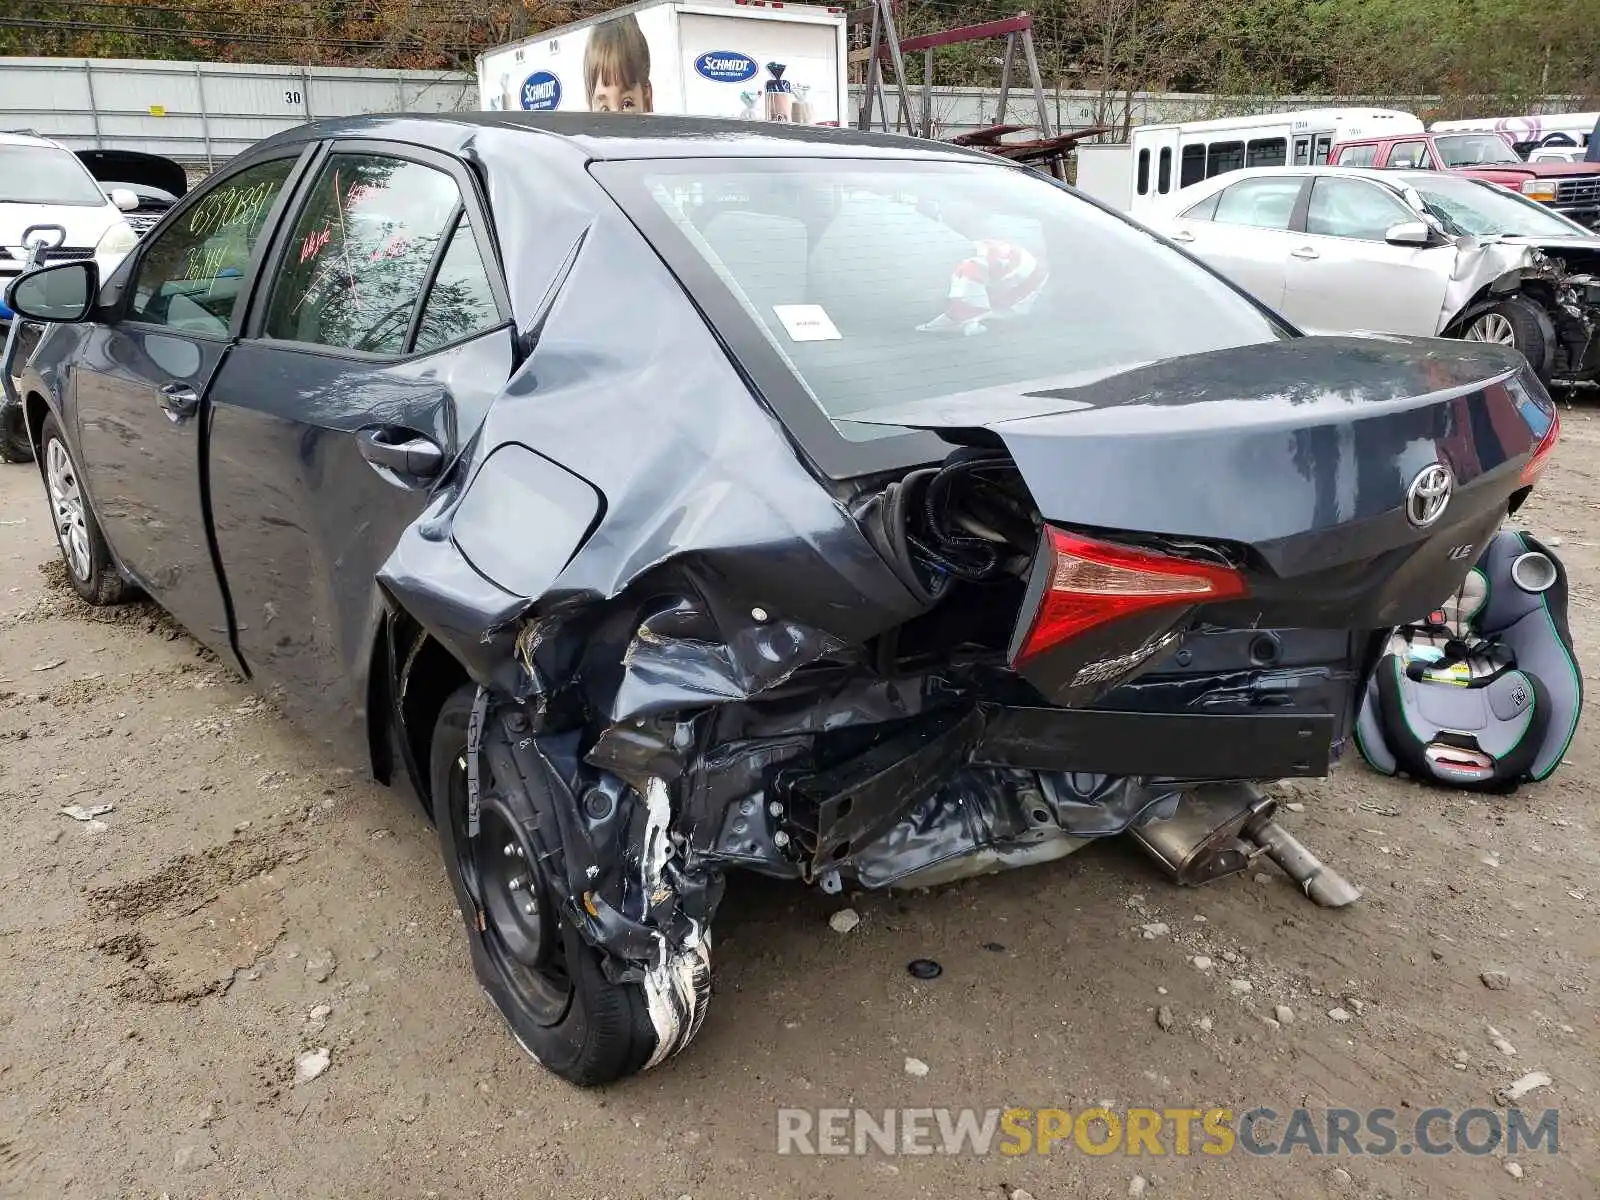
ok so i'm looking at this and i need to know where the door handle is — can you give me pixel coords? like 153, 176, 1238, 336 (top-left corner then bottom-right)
1170, 229, 1195, 242
358, 426, 444, 481
1290, 246, 1320, 260
157, 382, 199, 421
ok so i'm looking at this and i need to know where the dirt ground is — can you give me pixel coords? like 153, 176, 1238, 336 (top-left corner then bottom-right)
0, 422, 1597, 1200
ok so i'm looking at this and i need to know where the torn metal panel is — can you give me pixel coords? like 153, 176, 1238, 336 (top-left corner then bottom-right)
847, 767, 1178, 889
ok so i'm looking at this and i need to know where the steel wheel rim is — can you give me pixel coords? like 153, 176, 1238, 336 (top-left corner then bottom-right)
45, 438, 91, 582
450, 755, 574, 1026
1466, 313, 1517, 346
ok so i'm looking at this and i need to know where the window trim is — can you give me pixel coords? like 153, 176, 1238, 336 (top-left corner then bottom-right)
243, 138, 513, 364
110, 146, 319, 342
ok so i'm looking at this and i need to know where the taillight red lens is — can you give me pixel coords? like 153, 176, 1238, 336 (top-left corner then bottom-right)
1014, 529, 1249, 663
1521, 407, 1560, 486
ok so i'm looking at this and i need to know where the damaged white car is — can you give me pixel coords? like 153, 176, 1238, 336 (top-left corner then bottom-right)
1154, 166, 1600, 388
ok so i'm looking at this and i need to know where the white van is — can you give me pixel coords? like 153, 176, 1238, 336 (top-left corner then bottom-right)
1075, 107, 1423, 218
476, 0, 847, 126
1432, 112, 1598, 155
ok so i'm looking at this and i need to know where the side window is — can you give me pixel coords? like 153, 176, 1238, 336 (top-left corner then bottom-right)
1180, 191, 1221, 220
1157, 147, 1173, 193
1305, 178, 1414, 240
1246, 137, 1287, 167
413, 213, 500, 354
1136, 148, 1151, 197
1179, 144, 1206, 188
1206, 141, 1245, 178
1212, 177, 1303, 229
263, 153, 464, 354
1388, 140, 1433, 169
127, 157, 295, 335
1337, 144, 1378, 167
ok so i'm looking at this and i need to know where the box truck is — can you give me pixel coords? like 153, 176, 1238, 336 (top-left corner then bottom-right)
477, 0, 849, 126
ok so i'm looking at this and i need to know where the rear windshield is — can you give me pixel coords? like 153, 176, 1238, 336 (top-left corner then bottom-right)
0, 144, 108, 206
599, 159, 1287, 439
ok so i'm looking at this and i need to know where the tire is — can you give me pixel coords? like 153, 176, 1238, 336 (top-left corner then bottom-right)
37, 413, 134, 605
2, 324, 40, 463
1460, 295, 1553, 381
0, 407, 31, 463
431, 684, 659, 1086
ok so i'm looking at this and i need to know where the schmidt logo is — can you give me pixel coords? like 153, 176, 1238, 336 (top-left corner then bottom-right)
521, 70, 562, 110
694, 51, 758, 83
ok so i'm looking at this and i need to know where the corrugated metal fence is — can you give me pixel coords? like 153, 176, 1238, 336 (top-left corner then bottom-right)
0, 56, 476, 166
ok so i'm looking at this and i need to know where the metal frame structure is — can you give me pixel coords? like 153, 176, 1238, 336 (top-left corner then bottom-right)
851, 7, 1054, 138
849, 5, 1075, 176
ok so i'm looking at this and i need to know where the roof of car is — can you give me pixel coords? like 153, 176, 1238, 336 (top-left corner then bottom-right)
245, 112, 996, 164
1179, 164, 1483, 191
0, 129, 67, 150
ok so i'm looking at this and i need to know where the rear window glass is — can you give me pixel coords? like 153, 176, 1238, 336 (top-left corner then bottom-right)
598, 160, 1286, 439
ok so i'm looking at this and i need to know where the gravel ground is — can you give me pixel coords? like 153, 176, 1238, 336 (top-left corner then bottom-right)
0, 418, 1596, 1200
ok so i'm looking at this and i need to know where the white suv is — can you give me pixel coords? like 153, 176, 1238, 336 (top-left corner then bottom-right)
0, 131, 140, 325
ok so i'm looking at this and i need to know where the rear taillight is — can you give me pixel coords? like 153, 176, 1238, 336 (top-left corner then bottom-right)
1521, 407, 1560, 485
1014, 529, 1248, 663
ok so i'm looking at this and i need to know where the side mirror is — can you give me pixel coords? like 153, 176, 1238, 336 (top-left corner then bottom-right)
109, 188, 140, 212
3, 260, 99, 323
1384, 220, 1434, 246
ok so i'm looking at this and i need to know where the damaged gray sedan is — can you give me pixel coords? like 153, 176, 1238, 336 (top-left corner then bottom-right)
4, 115, 1561, 1085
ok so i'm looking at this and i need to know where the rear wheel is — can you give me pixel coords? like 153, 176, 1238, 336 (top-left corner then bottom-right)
430, 685, 659, 1086
38, 413, 133, 605
0, 408, 30, 463
1461, 296, 1552, 381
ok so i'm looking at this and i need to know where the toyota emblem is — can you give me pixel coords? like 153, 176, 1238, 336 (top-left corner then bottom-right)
1405, 463, 1454, 528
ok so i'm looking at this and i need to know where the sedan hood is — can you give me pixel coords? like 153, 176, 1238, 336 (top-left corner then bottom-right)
0, 201, 122, 251
75, 149, 188, 199
1475, 234, 1600, 253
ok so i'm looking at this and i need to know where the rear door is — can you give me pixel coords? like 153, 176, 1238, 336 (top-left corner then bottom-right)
1169, 174, 1308, 311
68, 150, 308, 657
1131, 127, 1180, 217
1279, 176, 1454, 335
203, 141, 515, 756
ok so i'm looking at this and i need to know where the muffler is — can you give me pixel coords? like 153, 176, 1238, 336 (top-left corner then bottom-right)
1129, 783, 1361, 908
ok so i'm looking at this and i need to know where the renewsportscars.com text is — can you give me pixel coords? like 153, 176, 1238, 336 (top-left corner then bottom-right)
775, 1106, 1559, 1158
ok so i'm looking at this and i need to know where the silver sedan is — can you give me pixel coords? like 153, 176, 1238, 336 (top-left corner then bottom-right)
1146, 165, 1600, 387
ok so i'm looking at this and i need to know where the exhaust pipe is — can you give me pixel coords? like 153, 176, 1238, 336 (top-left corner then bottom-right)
1245, 816, 1362, 908
1129, 783, 1361, 908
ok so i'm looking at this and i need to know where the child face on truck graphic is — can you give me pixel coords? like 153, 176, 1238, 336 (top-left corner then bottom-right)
585, 15, 653, 113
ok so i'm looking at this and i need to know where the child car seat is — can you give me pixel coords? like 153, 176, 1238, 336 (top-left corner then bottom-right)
1356, 530, 1581, 791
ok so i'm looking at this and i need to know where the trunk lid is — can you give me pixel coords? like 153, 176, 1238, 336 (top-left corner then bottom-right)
851, 335, 1555, 707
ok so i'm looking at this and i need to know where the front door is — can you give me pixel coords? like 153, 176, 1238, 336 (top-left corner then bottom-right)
1280, 176, 1454, 336
70, 153, 306, 657
204, 144, 514, 757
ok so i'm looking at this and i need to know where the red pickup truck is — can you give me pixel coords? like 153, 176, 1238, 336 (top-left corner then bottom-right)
1330, 131, 1600, 227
